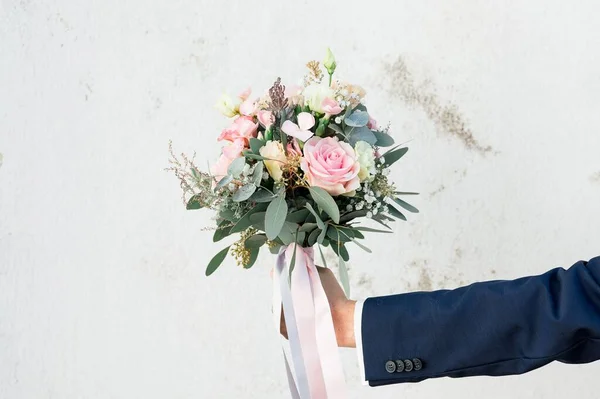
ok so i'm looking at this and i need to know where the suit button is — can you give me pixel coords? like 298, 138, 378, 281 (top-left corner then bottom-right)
385, 360, 397, 373
395, 360, 405, 373
413, 358, 423, 371
404, 359, 414, 372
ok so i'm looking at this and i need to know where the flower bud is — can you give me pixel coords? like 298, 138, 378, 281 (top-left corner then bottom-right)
323, 48, 337, 75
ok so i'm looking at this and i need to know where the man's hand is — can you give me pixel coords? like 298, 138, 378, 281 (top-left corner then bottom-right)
274, 266, 357, 348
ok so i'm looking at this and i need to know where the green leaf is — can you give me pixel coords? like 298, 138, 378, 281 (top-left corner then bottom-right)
305, 203, 326, 230
386, 203, 407, 221
340, 210, 368, 223
318, 227, 328, 245
299, 222, 318, 233
351, 239, 372, 253
206, 246, 230, 276
213, 221, 233, 242
278, 222, 298, 246
328, 123, 344, 135
384, 147, 408, 166
252, 162, 264, 186
249, 138, 265, 154
269, 243, 282, 254
373, 131, 395, 147
249, 212, 266, 231
344, 110, 369, 127
289, 242, 298, 275
327, 226, 355, 243
250, 188, 275, 203
395, 191, 419, 196
214, 175, 233, 191
308, 187, 340, 224
228, 157, 246, 177
219, 208, 236, 221
353, 226, 393, 234
392, 197, 419, 213
186, 194, 203, 210
265, 195, 288, 240
231, 203, 268, 233
346, 126, 377, 146
286, 209, 310, 223
245, 234, 268, 249
308, 228, 321, 246
242, 152, 268, 161
338, 256, 350, 296
232, 183, 257, 202
244, 247, 260, 269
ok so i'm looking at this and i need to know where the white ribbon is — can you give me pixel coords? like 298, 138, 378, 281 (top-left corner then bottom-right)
272, 245, 347, 399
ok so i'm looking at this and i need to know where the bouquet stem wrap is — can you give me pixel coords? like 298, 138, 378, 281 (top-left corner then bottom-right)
272, 245, 347, 399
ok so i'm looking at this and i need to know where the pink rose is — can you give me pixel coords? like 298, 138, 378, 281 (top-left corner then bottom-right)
301, 137, 360, 196
321, 98, 343, 117
211, 139, 245, 180
286, 138, 302, 157
218, 116, 258, 145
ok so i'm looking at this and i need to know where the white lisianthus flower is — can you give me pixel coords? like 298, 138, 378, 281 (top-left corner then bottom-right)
354, 141, 376, 182
259, 141, 287, 182
215, 94, 241, 118
302, 84, 335, 114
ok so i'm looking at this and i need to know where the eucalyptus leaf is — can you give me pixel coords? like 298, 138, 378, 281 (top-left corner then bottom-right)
228, 157, 246, 177
244, 234, 268, 249
308, 228, 321, 246
373, 131, 395, 147
386, 203, 407, 221
289, 242, 298, 275
214, 175, 233, 191
231, 203, 268, 233
219, 209, 236, 221
344, 110, 369, 127
384, 147, 409, 166
299, 222, 318, 233
278, 222, 298, 246
250, 188, 275, 203
353, 226, 393, 234
213, 222, 233, 242
346, 126, 377, 146
252, 162, 264, 186
244, 247, 260, 269
286, 208, 310, 223
317, 227, 328, 245
308, 187, 340, 224
328, 123, 344, 135
243, 152, 268, 161
340, 210, 368, 223
232, 183, 257, 202
395, 191, 419, 196
249, 138, 265, 154
338, 256, 350, 296
269, 243, 282, 254
186, 195, 203, 210
305, 203, 325, 230
327, 226, 354, 243
206, 246, 230, 276
265, 195, 288, 240
351, 239, 372, 253
249, 212, 266, 231
392, 197, 419, 213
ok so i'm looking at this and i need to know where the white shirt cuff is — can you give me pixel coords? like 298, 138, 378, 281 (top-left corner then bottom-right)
354, 299, 368, 385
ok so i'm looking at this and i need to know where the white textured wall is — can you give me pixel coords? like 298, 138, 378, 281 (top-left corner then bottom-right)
1, 1, 599, 398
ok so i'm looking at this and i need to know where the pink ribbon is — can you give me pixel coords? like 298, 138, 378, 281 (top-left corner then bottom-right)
272, 246, 347, 399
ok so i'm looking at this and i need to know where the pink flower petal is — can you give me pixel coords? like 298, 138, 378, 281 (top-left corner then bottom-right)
297, 112, 316, 131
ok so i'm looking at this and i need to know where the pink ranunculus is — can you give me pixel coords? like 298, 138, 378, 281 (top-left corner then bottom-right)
211, 139, 245, 180
321, 97, 343, 117
257, 110, 274, 129
281, 112, 315, 142
218, 115, 258, 145
300, 137, 361, 196
367, 115, 378, 130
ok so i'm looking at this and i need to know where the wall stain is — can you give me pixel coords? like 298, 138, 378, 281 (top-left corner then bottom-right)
590, 172, 600, 183
381, 57, 493, 155
429, 184, 446, 198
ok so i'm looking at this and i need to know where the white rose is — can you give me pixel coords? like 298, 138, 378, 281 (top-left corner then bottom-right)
354, 141, 376, 182
259, 141, 287, 181
302, 84, 334, 114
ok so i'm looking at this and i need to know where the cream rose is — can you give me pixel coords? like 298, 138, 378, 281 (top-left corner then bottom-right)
259, 141, 287, 182
302, 84, 335, 114
354, 141, 376, 182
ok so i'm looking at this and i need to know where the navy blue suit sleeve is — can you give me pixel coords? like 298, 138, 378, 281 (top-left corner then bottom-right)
361, 256, 600, 386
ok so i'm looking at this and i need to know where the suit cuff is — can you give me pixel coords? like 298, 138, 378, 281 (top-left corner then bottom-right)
354, 299, 369, 385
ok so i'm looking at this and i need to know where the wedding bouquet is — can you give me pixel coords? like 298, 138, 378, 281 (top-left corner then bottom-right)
168, 49, 417, 398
